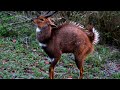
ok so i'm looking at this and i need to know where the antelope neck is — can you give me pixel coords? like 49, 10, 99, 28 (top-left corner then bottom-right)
40, 24, 49, 31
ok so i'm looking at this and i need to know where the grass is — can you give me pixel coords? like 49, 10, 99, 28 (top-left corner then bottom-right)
0, 36, 120, 79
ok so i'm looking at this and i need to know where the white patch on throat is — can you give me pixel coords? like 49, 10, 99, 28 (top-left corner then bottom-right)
39, 43, 47, 47
36, 27, 41, 33
36, 27, 47, 47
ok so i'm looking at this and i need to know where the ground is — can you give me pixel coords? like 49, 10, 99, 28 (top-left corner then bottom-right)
0, 37, 120, 79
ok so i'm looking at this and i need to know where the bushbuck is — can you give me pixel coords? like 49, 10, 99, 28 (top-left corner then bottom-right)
32, 11, 99, 79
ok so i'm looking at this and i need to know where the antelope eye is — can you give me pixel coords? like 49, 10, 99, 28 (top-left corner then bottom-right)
39, 19, 44, 22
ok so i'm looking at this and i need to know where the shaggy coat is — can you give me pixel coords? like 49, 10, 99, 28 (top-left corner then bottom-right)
33, 16, 99, 79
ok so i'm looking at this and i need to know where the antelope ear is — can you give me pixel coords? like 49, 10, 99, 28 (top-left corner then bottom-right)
50, 23, 57, 28
86, 24, 94, 32
48, 18, 57, 27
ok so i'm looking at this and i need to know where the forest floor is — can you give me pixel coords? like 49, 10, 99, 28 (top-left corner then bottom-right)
0, 36, 120, 79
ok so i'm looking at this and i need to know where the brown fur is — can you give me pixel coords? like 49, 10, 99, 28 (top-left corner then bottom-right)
33, 17, 95, 79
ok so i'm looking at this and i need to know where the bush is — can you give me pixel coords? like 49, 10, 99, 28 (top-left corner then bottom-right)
0, 12, 16, 37
61, 11, 120, 48
98, 11, 120, 47
0, 11, 35, 38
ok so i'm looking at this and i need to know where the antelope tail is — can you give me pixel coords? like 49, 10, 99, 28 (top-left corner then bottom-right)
85, 25, 100, 45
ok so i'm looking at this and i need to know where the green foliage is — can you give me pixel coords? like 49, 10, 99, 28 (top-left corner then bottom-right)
0, 11, 35, 38
110, 73, 120, 79
0, 13, 16, 36
63, 11, 120, 48
96, 11, 120, 47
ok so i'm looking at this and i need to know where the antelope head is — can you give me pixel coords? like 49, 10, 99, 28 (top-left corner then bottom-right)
32, 11, 57, 44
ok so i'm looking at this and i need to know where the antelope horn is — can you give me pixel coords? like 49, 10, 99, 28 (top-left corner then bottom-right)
45, 11, 57, 18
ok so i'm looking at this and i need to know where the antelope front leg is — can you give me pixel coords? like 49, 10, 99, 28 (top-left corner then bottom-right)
80, 67, 84, 79
49, 66, 54, 79
49, 57, 60, 79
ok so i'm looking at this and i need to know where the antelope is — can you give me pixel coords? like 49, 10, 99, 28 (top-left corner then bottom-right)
32, 11, 99, 79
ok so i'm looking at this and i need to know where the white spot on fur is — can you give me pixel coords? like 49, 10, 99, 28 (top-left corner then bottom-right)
64, 21, 67, 24
39, 43, 47, 47
80, 25, 84, 29
58, 21, 85, 29
92, 28, 99, 44
36, 27, 41, 33
69, 21, 85, 29
59, 21, 67, 26
73, 22, 76, 25
76, 23, 80, 26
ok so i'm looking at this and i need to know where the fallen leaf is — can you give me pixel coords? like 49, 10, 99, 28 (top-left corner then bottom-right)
94, 77, 99, 79
0, 44, 4, 47
69, 63, 73, 66
67, 78, 72, 79
2, 60, 8, 64
12, 39, 16, 43
32, 49, 36, 52
45, 61, 49, 64
67, 76, 72, 79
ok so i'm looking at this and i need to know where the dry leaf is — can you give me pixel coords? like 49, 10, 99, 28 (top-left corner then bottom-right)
69, 63, 73, 66
33, 49, 36, 52
2, 60, 7, 64
45, 61, 49, 64
12, 39, 16, 43
67, 76, 72, 79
